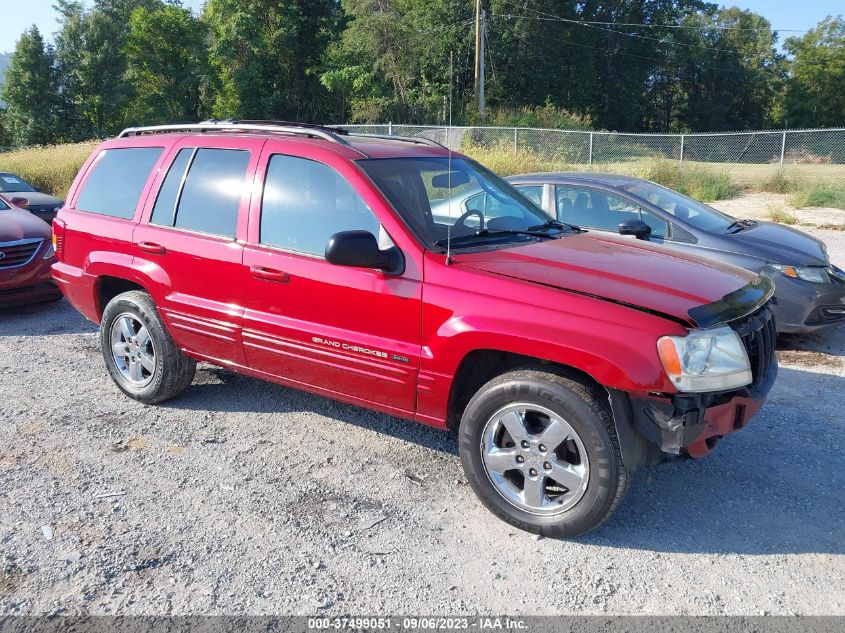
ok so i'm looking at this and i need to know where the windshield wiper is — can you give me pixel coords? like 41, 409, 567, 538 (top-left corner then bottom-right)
528, 218, 581, 232
435, 228, 553, 248
725, 219, 756, 233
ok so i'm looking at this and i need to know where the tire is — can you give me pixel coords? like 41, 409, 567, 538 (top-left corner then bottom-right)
100, 290, 196, 404
458, 367, 629, 538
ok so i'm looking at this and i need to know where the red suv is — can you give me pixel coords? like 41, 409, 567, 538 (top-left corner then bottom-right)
54, 121, 777, 537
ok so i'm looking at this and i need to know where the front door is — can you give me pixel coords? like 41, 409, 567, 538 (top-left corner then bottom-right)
241, 150, 422, 415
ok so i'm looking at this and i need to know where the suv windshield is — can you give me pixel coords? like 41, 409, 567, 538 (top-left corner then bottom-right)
359, 157, 562, 250
621, 181, 734, 232
0, 174, 37, 193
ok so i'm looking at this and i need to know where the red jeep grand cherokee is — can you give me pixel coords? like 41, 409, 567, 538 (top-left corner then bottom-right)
54, 121, 777, 537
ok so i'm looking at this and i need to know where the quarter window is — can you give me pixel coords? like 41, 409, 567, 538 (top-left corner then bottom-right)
514, 185, 543, 207
261, 155, 380, 256
76, 147, 163, 219
149, 148, 250, 238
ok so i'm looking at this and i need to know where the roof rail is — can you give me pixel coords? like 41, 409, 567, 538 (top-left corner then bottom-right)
330, 129, 446, 150
117, 119, 352, 145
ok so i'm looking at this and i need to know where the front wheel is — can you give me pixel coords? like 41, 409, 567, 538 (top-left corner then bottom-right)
100, 290, 196, 404
458, 368, 629, 538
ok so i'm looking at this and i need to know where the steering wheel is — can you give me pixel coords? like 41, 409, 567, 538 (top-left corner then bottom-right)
454, 209, 485, 233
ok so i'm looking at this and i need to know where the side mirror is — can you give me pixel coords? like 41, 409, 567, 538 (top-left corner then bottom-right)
10, 196, 29, 209
618, 218, 652, 240
325, 230, 404, 274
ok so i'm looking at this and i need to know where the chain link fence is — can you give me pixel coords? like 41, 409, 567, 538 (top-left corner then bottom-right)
341, 124, 845, 185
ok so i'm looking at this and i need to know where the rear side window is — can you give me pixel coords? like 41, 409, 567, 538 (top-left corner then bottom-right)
76, 147, 163, 218
150, 148, 250, 237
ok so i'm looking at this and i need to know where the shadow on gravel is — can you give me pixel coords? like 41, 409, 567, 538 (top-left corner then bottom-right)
0, 297, 97, 336
584, 365, 844, 555
162, 365, 460, 456
778, 324, 845, 358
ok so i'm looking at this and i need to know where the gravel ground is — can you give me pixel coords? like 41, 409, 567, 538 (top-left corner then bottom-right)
1, 228, 844, 617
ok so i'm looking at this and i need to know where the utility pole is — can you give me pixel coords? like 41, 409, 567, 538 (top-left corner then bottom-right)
479, 9, 486, 114
474, 0, 486, 115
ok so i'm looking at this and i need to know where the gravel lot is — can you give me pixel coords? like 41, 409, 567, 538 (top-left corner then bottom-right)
1, 228, 844, 617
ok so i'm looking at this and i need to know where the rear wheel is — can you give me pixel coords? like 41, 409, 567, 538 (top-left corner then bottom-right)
100, 290, 196, 404
459, 367, 628, 538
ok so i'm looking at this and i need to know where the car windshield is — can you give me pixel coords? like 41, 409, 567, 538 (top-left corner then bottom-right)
359, 157, 561, 250
0, 173, 37, 193
621, 180, 734, 232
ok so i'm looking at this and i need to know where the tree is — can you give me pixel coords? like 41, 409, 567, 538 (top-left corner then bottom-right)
124, 4, 212, 124
321, 0, 473, 123
785, 16, 845, 128
0, 26, 59, 146
204, 0, 342, 121
54, 0, 158, 140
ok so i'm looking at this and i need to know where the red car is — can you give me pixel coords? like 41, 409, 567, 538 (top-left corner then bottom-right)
54, 121, 777, 537
0, 193, 61, 307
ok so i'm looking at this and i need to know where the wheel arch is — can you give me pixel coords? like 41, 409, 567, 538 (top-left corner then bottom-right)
446, 348, 608, 430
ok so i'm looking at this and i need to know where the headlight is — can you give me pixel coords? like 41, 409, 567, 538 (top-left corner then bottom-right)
770, 263, 829, 284
43, 243, 55, 259
657, 326, 751, 393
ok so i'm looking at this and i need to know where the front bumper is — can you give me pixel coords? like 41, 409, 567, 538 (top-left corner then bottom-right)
626, 362, 776, 458
612, 300, 778, 462
0, 253, 61, 307
768, 271, 845, 333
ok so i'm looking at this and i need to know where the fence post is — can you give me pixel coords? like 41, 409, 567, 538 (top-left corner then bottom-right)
388, 121, 393, 136
588, 132, 594, 165
679, 134, 685, 166
780, 130, 787, 171
513, 128, 518, 155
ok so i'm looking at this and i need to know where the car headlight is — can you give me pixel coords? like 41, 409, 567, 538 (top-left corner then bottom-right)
657, 326, 752, 393
43, 243, 55, 259
770, 263, 829, 284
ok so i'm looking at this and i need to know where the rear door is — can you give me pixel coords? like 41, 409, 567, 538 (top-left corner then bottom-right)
241, 143, 422, 415
133, 136, 263, 366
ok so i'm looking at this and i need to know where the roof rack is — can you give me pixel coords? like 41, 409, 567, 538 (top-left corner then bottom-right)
333, 129, 446, 150
117, 119, 352, 145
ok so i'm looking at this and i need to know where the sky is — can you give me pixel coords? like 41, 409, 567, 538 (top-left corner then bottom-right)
1, 0, 842, 53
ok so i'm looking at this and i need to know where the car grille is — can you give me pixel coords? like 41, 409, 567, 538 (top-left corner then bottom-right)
0, 238, 43, 269
729, 301, 777, 392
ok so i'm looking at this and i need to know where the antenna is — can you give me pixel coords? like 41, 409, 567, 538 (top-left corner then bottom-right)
445, 51, 454, 265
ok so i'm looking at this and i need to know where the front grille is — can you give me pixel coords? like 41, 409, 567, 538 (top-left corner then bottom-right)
0, 238, 43, 269
729, 301, 777, 392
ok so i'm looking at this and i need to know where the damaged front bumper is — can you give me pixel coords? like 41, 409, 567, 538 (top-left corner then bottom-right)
610, 298, 779, 465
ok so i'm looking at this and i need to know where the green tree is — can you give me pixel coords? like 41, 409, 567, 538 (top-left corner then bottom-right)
322, 0, 472, 123
204, 0, 342, 121
125, 4, 212, 123
785, 16, 845, 128
0, 26, 59, 146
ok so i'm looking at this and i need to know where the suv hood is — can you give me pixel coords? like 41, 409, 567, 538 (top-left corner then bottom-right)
724, 221, 828, 266
455, 232, 759, 326
0, 207, 52, 242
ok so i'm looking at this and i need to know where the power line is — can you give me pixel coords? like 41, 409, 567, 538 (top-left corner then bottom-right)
495, 2, 777, 55
496, 0, 807, 33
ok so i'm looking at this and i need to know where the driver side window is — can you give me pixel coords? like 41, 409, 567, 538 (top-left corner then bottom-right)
260, 155, 381, 256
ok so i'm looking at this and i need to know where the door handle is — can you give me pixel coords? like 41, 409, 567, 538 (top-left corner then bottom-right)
137, 241, 166, 255
251, 266, 290, 283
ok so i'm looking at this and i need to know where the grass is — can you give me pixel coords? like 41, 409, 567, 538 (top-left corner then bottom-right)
766, 203, 798, 225
788, 184, 845, 210
0, 141, 99, 199
464, 145, 741, 202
